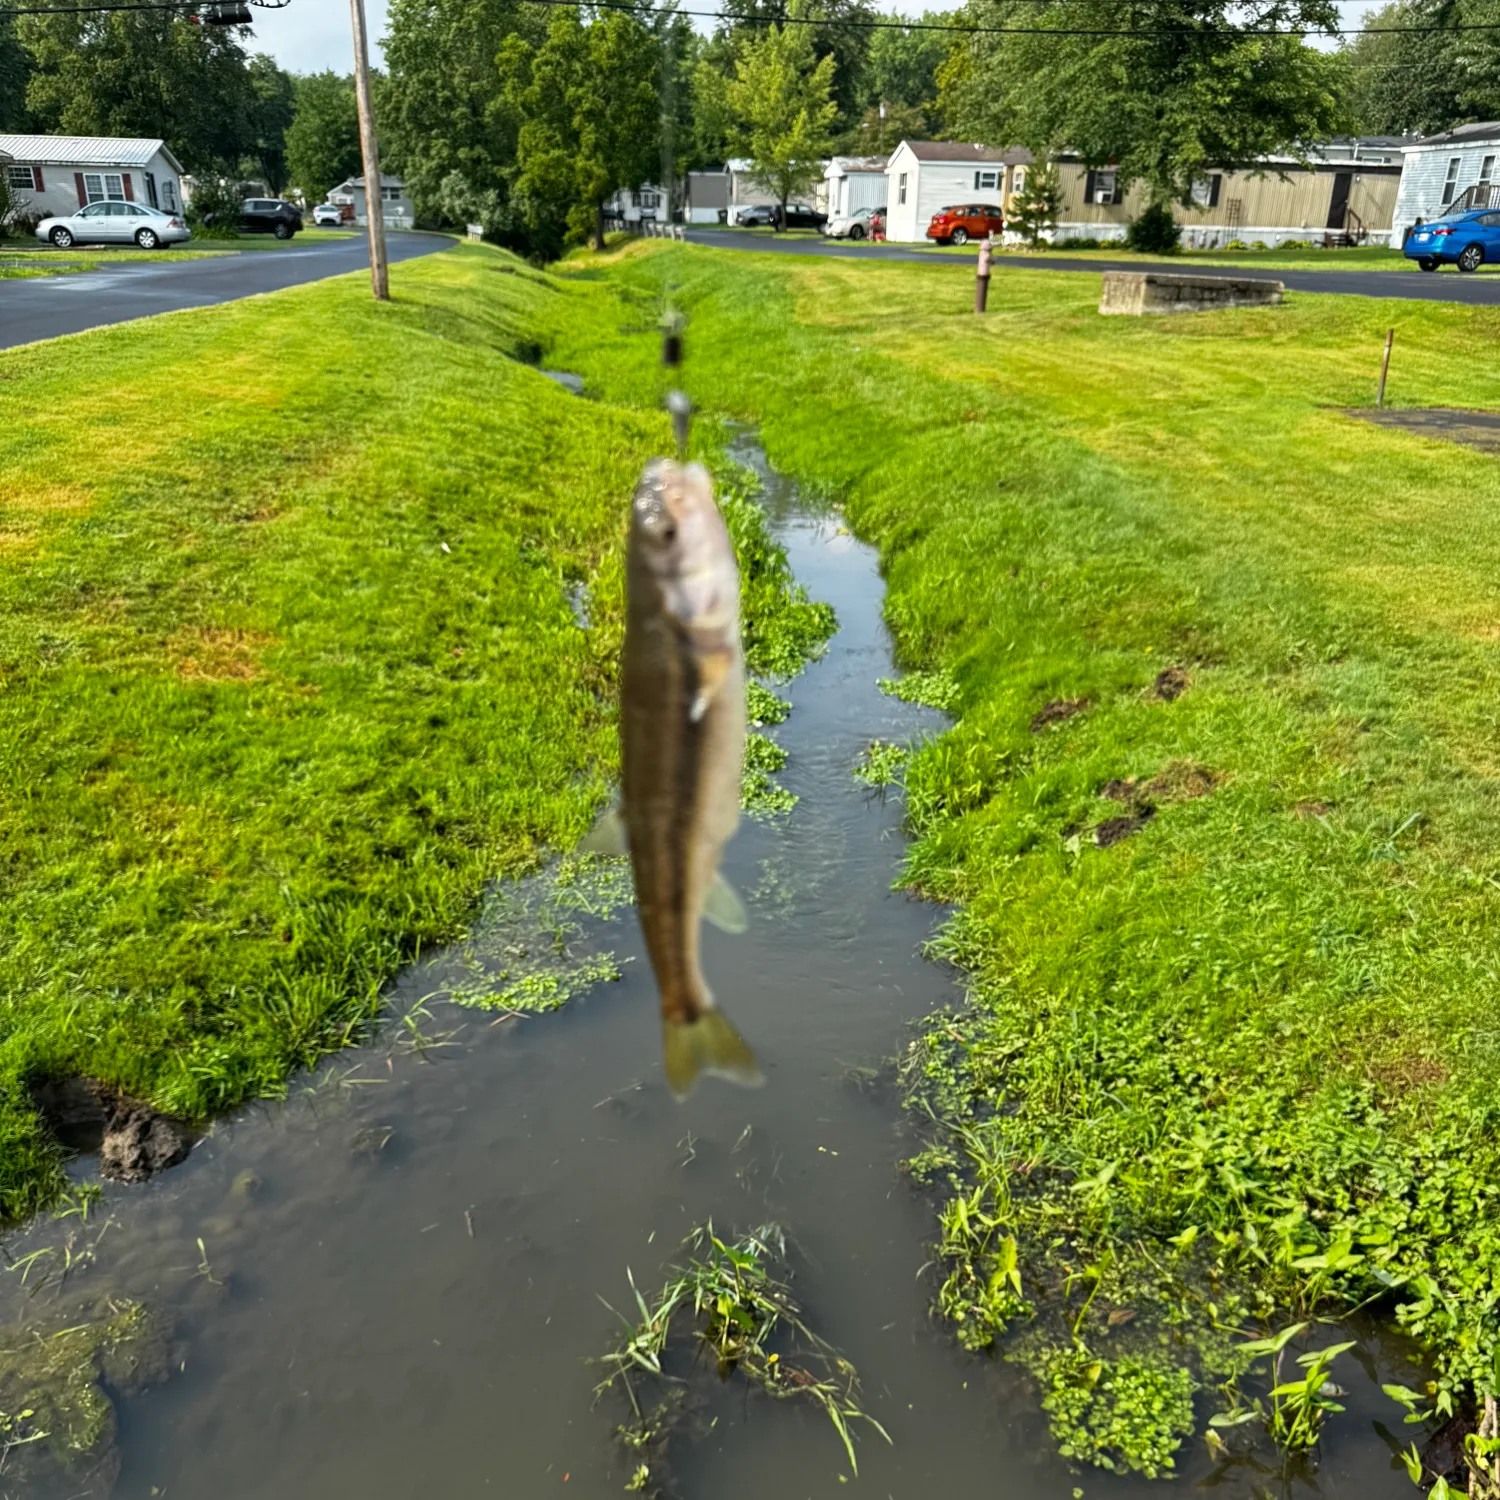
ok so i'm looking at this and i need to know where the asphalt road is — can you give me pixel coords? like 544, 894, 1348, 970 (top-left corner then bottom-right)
685, 227, 1500, 304
0, 231, 452, 351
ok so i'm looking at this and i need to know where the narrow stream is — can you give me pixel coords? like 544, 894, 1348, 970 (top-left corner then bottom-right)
2, 431, 1419, 1499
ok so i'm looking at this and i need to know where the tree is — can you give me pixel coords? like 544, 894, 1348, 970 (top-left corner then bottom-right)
846, 99, 928, 154
285, 71, 362, 205
501, 9, 661, 253
17, 10, 257, 173
854, 12, 954, 136
939, 0, 1349, 209
247, 55, 295, 194
382, 0, 541, 243
1342, 0, 1472, 133
726, 16, 838, 221
0, 18, 32, 132
1009, 157, 1060, 244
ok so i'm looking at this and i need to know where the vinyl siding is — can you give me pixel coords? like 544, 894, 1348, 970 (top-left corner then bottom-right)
1392, 140, 1500, 242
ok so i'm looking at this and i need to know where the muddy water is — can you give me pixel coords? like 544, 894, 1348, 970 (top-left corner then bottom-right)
4, 435, 1418, 1500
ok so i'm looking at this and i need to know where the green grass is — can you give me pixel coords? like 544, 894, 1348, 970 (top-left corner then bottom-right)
550, 239, 1500, 1472
0, 239, 817, 1219
900, 240, 1422, 273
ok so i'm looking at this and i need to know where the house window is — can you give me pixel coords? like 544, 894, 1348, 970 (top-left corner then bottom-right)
639, 190, 661, 209
1189, 174, 1222, 208
161, 179, 178, 212
1087, 170, 1118, 205
381, 185, 402, 202
1011, 166, 1027, 194
1443, 156, 1462, 204
144, 170, 158, 208
974, 169, 997, 190
1482, 155, 1496, 185
82, 172, 125, 202
898, 171, 907, 205
6, 165, 35, 192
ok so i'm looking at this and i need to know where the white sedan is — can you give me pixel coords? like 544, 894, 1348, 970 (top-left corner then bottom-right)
824, 205, 886, 240
35, 201, 192, 250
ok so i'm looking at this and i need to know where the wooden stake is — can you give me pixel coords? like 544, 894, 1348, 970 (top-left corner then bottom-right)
1377, 326, 1394, 408
349, 0, 389, 302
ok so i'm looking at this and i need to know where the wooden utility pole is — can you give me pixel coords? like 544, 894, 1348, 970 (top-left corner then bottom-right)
349, 0, 389, 302
1377, 327, 1395, 408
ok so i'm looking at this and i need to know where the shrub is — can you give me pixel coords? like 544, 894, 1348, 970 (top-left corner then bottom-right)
1223, 238, 1251, 251
1063, 236, 1102, 250
1125, 202, 1181, 255
185, 178, 245, 241
1277, 238, 1312, 250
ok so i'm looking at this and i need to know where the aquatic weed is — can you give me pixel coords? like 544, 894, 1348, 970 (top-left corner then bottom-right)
854, 739, 908, 789
743, 731, 796, 817
595, 1222, 890, 1494
878, 669, 961, 714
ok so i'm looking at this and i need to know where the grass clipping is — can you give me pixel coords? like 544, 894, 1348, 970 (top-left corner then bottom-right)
595, 1222, 889, 1494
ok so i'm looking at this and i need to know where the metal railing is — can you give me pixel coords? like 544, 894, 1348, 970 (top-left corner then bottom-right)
1447, 182, 1500, 213
601, 212, 686, 240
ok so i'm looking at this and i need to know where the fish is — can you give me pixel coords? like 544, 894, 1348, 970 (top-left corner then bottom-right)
584, 458, 762, 1098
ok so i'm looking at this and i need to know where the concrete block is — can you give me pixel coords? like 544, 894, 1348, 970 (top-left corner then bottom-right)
1099, 271, 1285, 316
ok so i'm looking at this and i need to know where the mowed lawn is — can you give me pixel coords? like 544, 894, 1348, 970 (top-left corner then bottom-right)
0, 243, 663, 1217
553, 242, 1500, 1460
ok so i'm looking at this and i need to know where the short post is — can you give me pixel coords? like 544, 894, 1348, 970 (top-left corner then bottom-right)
1377, 327, 1395, 408
975, 233, 993, 313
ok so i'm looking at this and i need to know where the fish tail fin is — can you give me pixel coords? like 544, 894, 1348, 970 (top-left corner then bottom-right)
663, 1008, 763, 1099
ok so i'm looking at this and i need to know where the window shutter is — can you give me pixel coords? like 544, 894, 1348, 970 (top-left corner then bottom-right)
122, 173, 133, 201
74, 172, 86, 208
32, 166, 44, 191
1209, 174, 1221, 208
1085, 169, 1097, 203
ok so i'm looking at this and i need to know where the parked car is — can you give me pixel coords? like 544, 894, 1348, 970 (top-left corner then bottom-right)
926, 204, 1006, 245
1404, 209, 1500, 272
825, 204, 887, 240
312, 203, 345, 228
238, 198, 303, 239
735, 202, 826, 229
34, 201, 191, 250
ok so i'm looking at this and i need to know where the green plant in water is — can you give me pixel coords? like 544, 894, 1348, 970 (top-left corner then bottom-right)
743, 730, 796, 816
877, 669, 961, 713
1211, 1322, 1354, 1455
595, 1222, 890, 1494
854, 739, 908, 789
746, 680, 791, 727
1040, 1346, 1196, 1478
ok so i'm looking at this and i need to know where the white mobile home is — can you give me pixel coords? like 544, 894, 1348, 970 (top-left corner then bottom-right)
0, 134, 186, 217
823, 155, 888, 220
328, 173, 414, 228
884, 140, 1033, 242
1392, 123, 1500, 243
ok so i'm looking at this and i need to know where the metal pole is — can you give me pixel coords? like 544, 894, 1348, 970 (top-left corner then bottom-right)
349, 0, 389, 302
1377, 327, 1394, 408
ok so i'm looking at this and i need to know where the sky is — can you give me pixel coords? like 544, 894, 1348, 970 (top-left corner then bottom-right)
246, 0, 1382, 76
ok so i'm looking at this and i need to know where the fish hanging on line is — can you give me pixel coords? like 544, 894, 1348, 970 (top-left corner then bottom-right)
582, 456, 762, 1097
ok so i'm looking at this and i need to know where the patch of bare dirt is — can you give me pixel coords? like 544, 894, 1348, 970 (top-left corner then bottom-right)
31, 1077, 193, 1183
1095, 808, 1155, 847
1150, 666, 1190, 701
1030, 697, 1088, 732
1295, 800, 1330, 819
1100, 762, 1219, 805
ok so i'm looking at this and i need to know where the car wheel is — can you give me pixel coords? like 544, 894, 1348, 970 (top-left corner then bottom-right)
274, 221, 294, 240
135, 227, 160, 250
50, 227, 74, 248
849, 224, 865, 241
1459, 243, 1485, 272
950, 226, 969, 246
1418, 257, 1438, 272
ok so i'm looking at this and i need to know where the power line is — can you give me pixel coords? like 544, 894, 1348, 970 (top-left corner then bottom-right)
0, 0, 285, 13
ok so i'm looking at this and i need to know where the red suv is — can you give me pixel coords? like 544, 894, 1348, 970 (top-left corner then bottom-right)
926, 204, 1005, 245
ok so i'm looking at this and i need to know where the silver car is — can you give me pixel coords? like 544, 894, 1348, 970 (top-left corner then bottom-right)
35, 200, 192, 250
825, 205, 886, 240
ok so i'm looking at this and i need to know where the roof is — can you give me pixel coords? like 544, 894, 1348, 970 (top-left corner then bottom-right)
333, 173, 406, 191
897, 141, 1033, 166
827, 155, 889, 173
0, 133, 183, 173
1404, 122, 1500, 148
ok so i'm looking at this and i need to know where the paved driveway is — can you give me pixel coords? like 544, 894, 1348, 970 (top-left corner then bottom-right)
0, 231, 452, 351
685, 228, 1500, 305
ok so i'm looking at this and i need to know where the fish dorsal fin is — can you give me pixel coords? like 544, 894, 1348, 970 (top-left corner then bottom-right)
580, 803, 628, 857
703, 870, 748, 934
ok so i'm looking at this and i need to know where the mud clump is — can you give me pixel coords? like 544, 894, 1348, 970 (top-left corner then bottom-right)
31, 1077, 192, 1183
1100, 762, 1219, 806
1095, 809, 1155, 847
1031, 697, 1088, 732
1295, 799, 1330, 819
1150, 666, 1190, 701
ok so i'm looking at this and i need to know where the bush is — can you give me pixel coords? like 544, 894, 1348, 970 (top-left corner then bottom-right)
185, 178, 245, 241
1223, 238, 1251, 251
1062, 236, 1102, 250
1125, 203, 1181, 255
1277, 238, 1312, 250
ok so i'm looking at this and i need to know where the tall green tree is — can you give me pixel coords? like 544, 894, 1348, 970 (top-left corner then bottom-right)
382, 0, 541, 241
845, 99, 928, 154
1342, 0, 1476, 133
726, 14, 838, 219
501, 9, 661, 253
285, 70, 362, 205
855, 12, 953, 136
247, 54, 296, 194
17, 10, 257, 172
939, 0, 1349, 207
0, 18, 32, 132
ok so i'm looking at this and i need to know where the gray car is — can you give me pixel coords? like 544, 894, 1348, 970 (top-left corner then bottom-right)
35, 200, 192, 250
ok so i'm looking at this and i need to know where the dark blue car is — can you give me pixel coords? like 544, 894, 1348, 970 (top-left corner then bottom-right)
1404, 209, 1500, 272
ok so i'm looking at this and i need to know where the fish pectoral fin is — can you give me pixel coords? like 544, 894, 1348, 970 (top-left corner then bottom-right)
663, 1008, 763, 1098
702, 870, 748, 934
579, 803, 628, 857
688, 647, 733, 724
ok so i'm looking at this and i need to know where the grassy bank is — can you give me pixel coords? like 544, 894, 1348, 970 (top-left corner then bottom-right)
0, 240, 821, 1219
552, 241, 1500, 1476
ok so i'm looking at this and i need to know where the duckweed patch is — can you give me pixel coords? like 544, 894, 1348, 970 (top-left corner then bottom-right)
878, 669, 961, 714
595, 1222, 889, 1496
